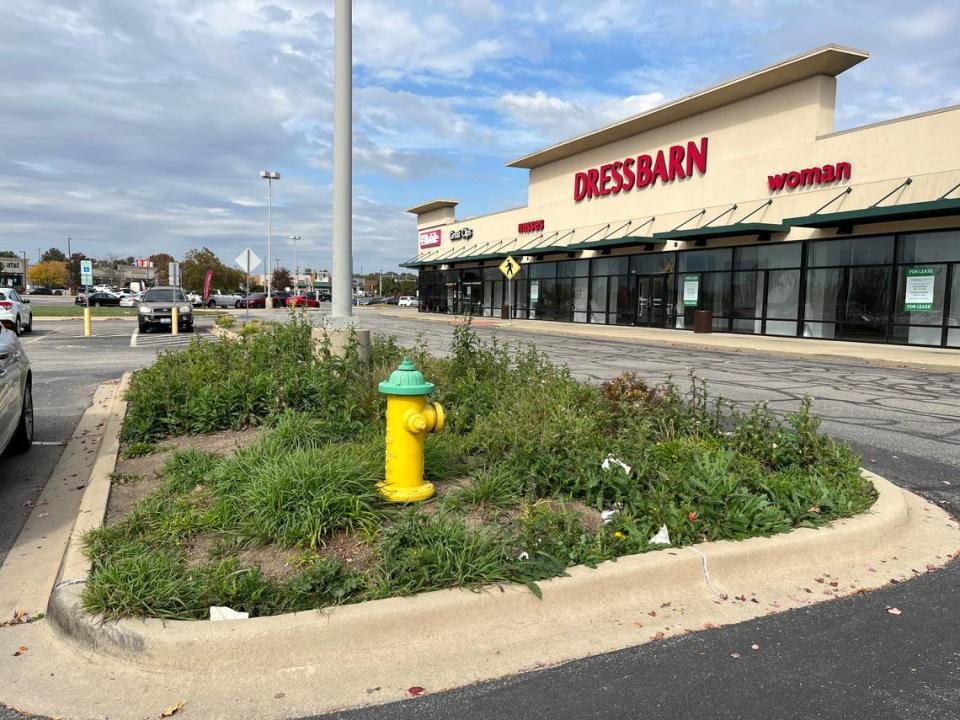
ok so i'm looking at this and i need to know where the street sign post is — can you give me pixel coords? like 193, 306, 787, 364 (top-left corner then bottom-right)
236, 249, 262, 320
79, 259, 93, 337
498, 256, 520, 320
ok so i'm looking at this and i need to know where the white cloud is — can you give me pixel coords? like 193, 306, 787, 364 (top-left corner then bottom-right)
497, 89, 665, 143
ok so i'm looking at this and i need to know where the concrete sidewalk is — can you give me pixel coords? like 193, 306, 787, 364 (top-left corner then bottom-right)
371, 308, 960, 372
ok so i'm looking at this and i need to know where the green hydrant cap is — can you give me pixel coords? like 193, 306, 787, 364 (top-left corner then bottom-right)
378, 358, 435, 396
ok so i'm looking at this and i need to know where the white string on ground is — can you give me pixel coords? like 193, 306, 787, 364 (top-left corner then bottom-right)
688, 546, 726, 598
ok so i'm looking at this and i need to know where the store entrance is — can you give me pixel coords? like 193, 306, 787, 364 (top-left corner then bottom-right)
635, 274, 672, 327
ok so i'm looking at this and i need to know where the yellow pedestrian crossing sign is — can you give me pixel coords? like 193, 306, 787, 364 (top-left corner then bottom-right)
499, 255, 521, 280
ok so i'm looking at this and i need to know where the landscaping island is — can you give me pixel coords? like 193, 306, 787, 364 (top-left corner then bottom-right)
84, 319, 876, 620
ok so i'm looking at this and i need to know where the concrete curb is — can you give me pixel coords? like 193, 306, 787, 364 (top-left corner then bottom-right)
47, 460, 959, 676
32, 316, 135, 322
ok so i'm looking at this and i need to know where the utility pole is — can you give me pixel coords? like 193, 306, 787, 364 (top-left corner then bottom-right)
260, 170, 280, 308
331, 0, 353, 320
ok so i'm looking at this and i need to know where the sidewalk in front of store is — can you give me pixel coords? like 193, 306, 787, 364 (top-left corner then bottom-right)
371, 307, 960, 372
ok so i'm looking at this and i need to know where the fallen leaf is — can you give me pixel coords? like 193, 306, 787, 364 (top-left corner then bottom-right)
12, 645, 28, 657
887, 607, 902, 616
650, 632, 666, 641
829, 581, 839, 588
807, 506, 821, 513
647, 610, 657, 617
160, 701, 184, 717
814, 577, 825, 584
407, 687, 425, 697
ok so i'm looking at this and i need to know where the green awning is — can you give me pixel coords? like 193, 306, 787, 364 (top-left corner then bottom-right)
514, 244, 578, 256
566, 235, 660, 251
784, 198, 960, 229
652, 223, 788, 241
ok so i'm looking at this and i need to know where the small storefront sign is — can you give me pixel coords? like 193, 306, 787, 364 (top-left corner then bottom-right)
450, 227, 473, 241
903, 267, 936, 311
768, 162, 852, 192
419, 228, 442, 249
682, 275, 699, 307
518, 219, 545, 234
530, 280, 540, 303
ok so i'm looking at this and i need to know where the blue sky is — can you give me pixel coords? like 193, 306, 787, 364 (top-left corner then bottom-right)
1, 1, 958, 273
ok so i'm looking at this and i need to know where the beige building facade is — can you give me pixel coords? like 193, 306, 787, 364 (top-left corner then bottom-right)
406, 45, 960, 347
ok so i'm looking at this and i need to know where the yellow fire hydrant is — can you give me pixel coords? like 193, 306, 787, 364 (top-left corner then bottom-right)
378, 358, 445, 502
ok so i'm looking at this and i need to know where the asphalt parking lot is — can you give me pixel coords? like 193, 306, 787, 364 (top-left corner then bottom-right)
1, 309, 957, 720
0, 317, 216, 565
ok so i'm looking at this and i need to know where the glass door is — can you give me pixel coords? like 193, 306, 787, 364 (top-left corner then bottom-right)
635, 274, 672, 327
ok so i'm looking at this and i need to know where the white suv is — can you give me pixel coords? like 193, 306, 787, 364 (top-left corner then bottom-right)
0, 288, 33, 336
398, 296, 418, 307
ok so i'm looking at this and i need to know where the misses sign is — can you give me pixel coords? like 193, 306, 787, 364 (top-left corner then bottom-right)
418, 228, 442, 249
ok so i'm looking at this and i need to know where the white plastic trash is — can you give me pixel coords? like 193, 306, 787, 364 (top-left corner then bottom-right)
601, 454, 631, 475
601, 510, 618, 524
649, 524, 671, 545
210, 606, 250, 621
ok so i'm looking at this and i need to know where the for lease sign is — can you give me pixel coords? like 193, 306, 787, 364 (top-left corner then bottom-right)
418, 228, 442, 249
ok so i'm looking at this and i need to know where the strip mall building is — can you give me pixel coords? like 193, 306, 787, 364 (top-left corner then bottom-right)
405, 45, 960, 348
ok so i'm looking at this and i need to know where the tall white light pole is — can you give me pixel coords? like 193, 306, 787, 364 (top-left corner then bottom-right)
331, 0, 352, 320
290, 235, 301, 295
260, 170, 280, 308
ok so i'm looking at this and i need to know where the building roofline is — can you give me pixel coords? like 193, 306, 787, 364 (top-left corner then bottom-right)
406, 199, 459, 215
818, 102, 960, 139
506, 44, 869, 170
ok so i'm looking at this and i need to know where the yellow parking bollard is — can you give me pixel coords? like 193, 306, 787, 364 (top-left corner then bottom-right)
378, 358, 445, 503
171, 305, 179, 336
83, 306, 92, 337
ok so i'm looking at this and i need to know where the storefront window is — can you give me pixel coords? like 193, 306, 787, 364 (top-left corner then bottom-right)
529, 262, 557, 279
679, 248, 733, 272
557, 259, 589, 278
898, 230, 960, 263
808, 236, 894, 267
841, 266, 891, 341
590, 276, 608, 323
631, 252, 677, 275
735, 243, 802, 269
592, 256, 629, 276
608, 276, 633, 325
804, 268, 842, 322
573, 277, 589, 323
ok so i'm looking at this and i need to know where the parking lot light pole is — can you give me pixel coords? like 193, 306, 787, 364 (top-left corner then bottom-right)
260, 170, 280, 308
331, 0, 352, 321
290, 235, 301, 296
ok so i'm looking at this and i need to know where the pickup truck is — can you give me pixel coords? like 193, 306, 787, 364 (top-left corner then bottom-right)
201, 290, 242, 308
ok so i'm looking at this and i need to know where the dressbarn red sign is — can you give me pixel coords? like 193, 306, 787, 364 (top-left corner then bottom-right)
573, 137, 709, 202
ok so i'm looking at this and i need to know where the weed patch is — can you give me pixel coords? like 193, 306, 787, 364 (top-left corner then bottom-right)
85, 320, 876, 620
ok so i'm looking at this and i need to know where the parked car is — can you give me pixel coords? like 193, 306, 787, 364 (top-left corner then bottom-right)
239, 292, 267, 309
186, 292, 203, 307
384, 296, 400, 305
75, 292, 121, 307
398, 296, 419, 307
286, 293, 320, 308
0, 289, 33, 335
120, 292, 144, 307
204, 290, 242, 309
27, 288, 53, 296
0, 326, 32, 456
138, 287, 193, 333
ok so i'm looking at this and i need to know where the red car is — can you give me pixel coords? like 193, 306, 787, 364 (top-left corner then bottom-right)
286, 294, 319, 308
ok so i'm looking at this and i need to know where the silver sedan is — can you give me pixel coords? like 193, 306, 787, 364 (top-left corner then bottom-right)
0, 326, 32, 456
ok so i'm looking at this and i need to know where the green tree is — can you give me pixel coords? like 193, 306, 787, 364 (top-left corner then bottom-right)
0, 250, 17, 258
68, 252, 91, 290
41, 247, 68, 262
272, 267, 292, 292
149, 253, 175, 285
180, 248, 246, 293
